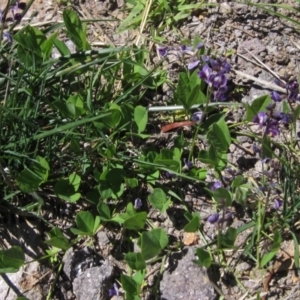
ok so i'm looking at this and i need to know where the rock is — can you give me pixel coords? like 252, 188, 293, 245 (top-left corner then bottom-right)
241, 70, 274, 104
0, 258, 50, 300
63, 247, 103, 280
97, 231, 110, 247
73, 262, 115, 300
160, 247, 217, 300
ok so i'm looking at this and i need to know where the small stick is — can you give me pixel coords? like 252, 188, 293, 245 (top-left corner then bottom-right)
161, 121, 196, 133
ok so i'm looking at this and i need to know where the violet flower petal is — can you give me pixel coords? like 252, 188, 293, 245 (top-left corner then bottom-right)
134, 198, 142, 209
207, 213, 219, 224
274, 199, 283, 210
192, 111, 204, 123
188, 60, 200, 70
271, 91, 282, 102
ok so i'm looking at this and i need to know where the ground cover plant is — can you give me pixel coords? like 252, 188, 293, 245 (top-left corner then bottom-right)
1, 0, 300, 299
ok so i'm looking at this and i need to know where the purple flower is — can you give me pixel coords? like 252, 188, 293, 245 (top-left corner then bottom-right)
13, 13, 22, 21
10, 0, 23, 22
273, 112, 292, 124
134, 198, 142, 209
109, 283, 119, 297
198, 57, 231, 102
218, 212, 233, 224
192, 111, 204, 123
2, 32, 12, 43
214, 86, 228, 101
261, 158, 271, 164
188, 60, 200, 70
271, 91, 282, 102
183, 158, 193, 170
225, 212, 233, 220
198, 64, 212, 83
209, 58, 230, 73
211, 73, 227, 89
286, 78, 299, 102
211, 181, 223, 191
274, 199, 283, 210
165, 171, 175, 179
274, 77, 300, 102
201, 55, 210, 62
157, 46, 168, 57
252, 144, 260, 153
195, 42, 204, 49
207, 213, 219, 224
253, 112, 268, 128
265, 120, 280, 136
180, 45, 193, 52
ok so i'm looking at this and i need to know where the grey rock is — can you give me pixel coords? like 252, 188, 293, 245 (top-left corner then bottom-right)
63, 247, 103, 280
242, 71, 274, 104
160, 247, 217, 300
237, 135, 252, 144
0, 259, 50, 300
238, 38, 266, 60
97, 231, 110, 247
73, 262, 115, 300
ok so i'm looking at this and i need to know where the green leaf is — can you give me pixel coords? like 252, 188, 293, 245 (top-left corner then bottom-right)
140, 228, 168, 260
69, 173, 81, 192
293, 105, 300, 122
16, 156, 50, 192
63, 9, 89, 51
194, 248, 212, 268
53, 38, 71, 56
134, 106, 148, 133
117, 2, 144, 33
207, 119, 231, 152
66, 94, 86, 118
45, 227, 71, 251
291, 232, 299, 269
208, 145, 227, 171
0, 247, 25, 273
219, 227, 237, 249
71, 211, 100, 236
102, 104, 122, 128
184, 212, 200, 232
14, 26, 45, 57
97, 202, 111, 221
40, 32, 57, 61
45, 237, 72, 251
132, 269, 146, 285
54, 173, 81, 202
125, 252, 146, 270
153, 158, 180, 171
213, 188, 232, 207
261, 135, 273, 159
125, 178, 139, 188
234, 184, 251, 206
260, 230, 282, 267
147, 188, 170, 212
16, 167, 42, 193
246, 95, 272, 122
175, 72, 191, 109
231, 175, 244, 189
124, 212, 147, 231
99, 168, 125, 199
197, 168, 207, 180
86, 188, 100, 205
121, 274, 138, 295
